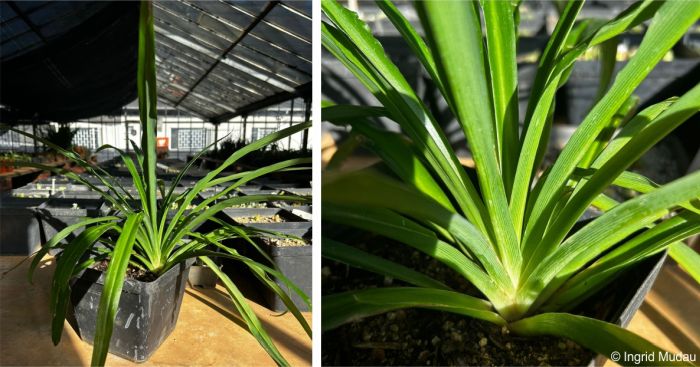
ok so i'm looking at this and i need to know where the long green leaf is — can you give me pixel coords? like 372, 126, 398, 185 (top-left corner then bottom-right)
323, 104, 454, 211
524, 1, 700, 258
321, 0, 489, 234
481, 0, 520, 193
323, 287, 505, 332
28, 216, 119, 283
137, 0, 160, 267
510, 313, 692, 366
50, 223, 114, 344
545, 214, 700, 311
520, 171, 700, 314
323, 237, 451, 290
91, 213, 142, 366
199, 256, 289, 366
669, 242, 700, 284
535, 83, 700, 265
322, 202, 509, 308
323, 170, 514, 297
417, 0, 521, 281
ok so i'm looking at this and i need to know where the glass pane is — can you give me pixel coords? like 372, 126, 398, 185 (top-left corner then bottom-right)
264, 4, 311, 43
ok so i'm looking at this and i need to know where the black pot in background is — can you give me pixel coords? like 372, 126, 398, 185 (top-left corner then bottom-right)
221, 207, 311, 237
188, 263, 219, 288
0, 194, 45, 255
69, 258, 194, 362
36, 198, 106, 252
262, 239, 312, 312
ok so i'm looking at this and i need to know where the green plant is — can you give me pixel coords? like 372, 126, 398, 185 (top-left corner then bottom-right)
1, 3, 310, 366
321, 0, 700, 363
41, 123, 77, 151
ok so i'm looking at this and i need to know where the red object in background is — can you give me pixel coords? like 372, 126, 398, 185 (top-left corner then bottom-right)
156, 137, 169, 150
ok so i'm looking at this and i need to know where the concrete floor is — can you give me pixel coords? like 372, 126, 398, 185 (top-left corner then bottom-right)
0, 256, 311, 366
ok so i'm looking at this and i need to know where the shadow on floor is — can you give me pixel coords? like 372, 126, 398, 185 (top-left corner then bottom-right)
186, 285, 312, 363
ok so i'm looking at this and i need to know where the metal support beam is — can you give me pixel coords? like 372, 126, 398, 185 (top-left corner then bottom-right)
302, 97, 310, 151
286, 98, 294, 149
211, 82, 311, 124
242, 115, 248, 143
213, 123, 219, 151
174, 1, 279, 107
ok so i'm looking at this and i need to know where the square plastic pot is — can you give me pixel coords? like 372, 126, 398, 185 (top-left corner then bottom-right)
262, 239, 312, 312
222, 235, 311, 312
221, 208, 311, 237
69, 259, 194, 362
188, 264, 219, 288
36, 198, 105, 243
0, 195, 46, 254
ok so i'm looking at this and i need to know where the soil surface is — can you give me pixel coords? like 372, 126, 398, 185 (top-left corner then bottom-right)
229, 202, 269, 208
93, 260, 158, 282
321, 233, 596, 366
262, 237, 308, 247
234, 214, 284, 223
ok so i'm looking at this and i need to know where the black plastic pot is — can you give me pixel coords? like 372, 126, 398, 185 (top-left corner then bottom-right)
0, 195, 45, 254
69, 259, 194, 362
188, 264, 219, 288
36, 198, 105, 243
262, 239, 312, 312
222, 208, 311, 237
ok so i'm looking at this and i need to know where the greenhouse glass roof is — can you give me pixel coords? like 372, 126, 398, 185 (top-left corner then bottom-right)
0, 1, 311, 122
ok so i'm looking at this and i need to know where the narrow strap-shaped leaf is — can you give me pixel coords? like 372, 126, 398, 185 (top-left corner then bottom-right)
323, 170, 514, 294
199, 256, 289, 366
578, 94, 638, 168
323, 237, 451, 290
592, 37, 619, 104
165, 194, 308, 255
91, 213, 143, 366
509, 313, 693, 366
534, 83, 700, 267
323, 104, 454, 211
322, 203, 510, 308
569, 98, 674, 198
161, 121, 311, 251
1, 126, 133, 207
519, 171, 700, 314
522, 0, 584, 126
545, 213, 700, 311
481, 0, 520, 193
525, 1, 700, 252
669, 242, 700, 285
375, 0, 447, 101
186, 246, 311, 337
50, 223, 114, 345
321, 2, 489, 234
323, 287, 505, 332
137, 0, 160, 266
417, 0, 521, 282
574, 169, 700, 216
510, 74, 561, 239
161, 156, 310, 246
28, 216, 119, 283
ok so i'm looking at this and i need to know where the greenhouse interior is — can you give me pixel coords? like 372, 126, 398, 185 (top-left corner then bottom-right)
1, 1, 312, 366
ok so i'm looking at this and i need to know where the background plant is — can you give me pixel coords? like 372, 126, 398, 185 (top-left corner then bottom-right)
321, 0, 700, 363
40, 123, 78, 152
1, 2, 311, 366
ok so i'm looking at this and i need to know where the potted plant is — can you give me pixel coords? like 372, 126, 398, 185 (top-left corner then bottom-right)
1, 2, 311, 366
321, 0, 700, 365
